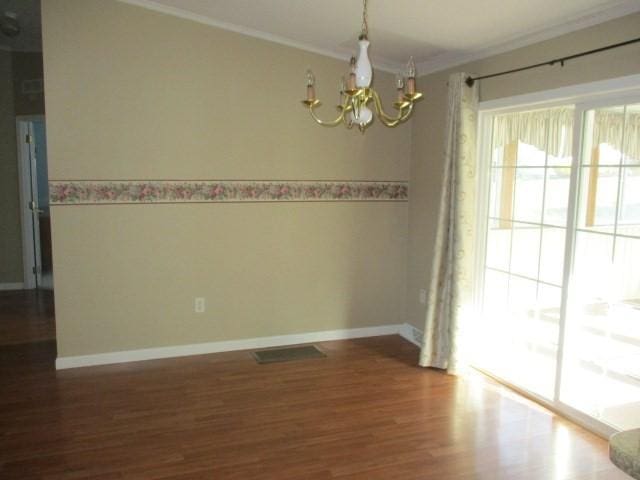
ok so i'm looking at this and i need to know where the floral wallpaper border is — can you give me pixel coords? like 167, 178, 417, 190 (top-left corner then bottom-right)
49, 180, 408, 205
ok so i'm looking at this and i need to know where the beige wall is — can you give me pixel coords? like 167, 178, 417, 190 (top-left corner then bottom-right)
0, 50, 23, 284
407, 13, 640, 329
43, 0, 410, 356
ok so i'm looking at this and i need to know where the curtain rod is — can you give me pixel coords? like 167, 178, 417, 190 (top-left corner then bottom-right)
465, 36, 640, 87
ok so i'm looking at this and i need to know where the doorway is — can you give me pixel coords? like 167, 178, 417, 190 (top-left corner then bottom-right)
16, 116, 52, 291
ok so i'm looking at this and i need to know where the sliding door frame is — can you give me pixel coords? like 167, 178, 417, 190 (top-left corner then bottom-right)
474, 74, 640, 439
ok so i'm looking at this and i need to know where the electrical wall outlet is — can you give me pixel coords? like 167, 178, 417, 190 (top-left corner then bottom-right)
194, 297, 205, 313
419, 289, 427, 305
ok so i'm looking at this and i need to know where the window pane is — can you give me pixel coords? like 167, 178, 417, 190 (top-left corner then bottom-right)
486, 219, 511, 271
572, 231, 614, 304
561, 231, 614, 423
539, 227, 565, 286
476, 269, 511, 371
538, 284, 562, 333
610, 236, 640, 424
510, 223, 540, 279
513, 168, 544, 223
508, 276, 537, 325
543, 167, 571, 226
482, 269, 510, 321
547, 154, 572, 167
534, 283, 561, 398
577, 166, 619, 233
618, 167, 640, 235
508, 277, 556, 399
613, 236, 640, 306
478, 106, 573, 404
488, 167, 514, 219
562, 234, 640, 431
596, 143, 624, 165
517, 142, 546, 167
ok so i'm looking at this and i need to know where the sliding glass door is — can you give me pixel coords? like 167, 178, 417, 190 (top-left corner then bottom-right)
475, 98, 640, 433
561, 102, 640, 431
476, 107, 573, 401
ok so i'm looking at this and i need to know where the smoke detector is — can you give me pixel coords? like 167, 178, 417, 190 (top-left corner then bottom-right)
1, 12, 20, 38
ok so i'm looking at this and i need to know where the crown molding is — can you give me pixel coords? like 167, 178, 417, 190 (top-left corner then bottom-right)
118, 0, 401, 73
119, 0, 639, 78
416, 0, 640, 76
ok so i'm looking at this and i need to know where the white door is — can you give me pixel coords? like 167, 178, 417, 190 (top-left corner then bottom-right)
17, 117, 52, 290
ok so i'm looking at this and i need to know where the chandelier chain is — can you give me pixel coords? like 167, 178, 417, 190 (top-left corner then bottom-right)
361, 0, 368, 38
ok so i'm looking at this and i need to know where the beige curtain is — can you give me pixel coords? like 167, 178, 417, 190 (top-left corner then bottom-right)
419, 72, 478, 374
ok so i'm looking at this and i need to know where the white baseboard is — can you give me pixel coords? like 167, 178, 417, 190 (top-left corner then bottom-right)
0, 282, 24, 291
399, 323, 424, 347
56, 323, 412, 370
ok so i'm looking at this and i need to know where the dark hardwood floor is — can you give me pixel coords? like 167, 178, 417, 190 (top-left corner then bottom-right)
0, 293, 626, 479
0, 289, 55, 346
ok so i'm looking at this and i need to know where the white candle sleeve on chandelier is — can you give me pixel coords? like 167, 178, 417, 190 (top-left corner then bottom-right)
405, 57, 416, 94
355, 39, 373, 88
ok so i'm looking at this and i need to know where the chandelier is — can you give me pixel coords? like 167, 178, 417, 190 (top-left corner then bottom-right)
301, 0, 422, 133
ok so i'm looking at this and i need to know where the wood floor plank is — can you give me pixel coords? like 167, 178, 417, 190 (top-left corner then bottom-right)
0, 290, 55, 346
0, 294, 628, 479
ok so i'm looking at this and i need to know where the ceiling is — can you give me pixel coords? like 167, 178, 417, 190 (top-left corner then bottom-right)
123, 0, 640, 74
1, 0, 638, 70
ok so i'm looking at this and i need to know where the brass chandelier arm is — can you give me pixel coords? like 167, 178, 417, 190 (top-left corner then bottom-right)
304, 89, 417, 130
307, 102, 348, 127
343, 109, 355, 129
370, 90, 414, 127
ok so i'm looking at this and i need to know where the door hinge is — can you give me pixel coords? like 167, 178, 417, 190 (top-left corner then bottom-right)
25, 133, 33, 144
32, 265, 41, 274
28, 200, 36, 211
